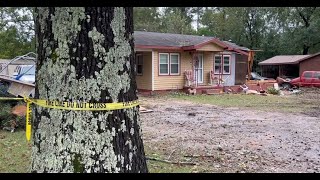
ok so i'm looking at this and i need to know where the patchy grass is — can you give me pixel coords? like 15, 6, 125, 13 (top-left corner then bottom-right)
0, 130, 31, 173
2, 88, 319, 173
0, 130, 199, 173
144, 143, 200, 173
168, 92, 320, 113
147, 159, 196, 173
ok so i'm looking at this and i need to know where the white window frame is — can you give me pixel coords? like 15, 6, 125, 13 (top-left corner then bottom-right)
170, 53, 180, 75
214, 54, 231, 75
136, 54, 143, 75
223, 55, 231, 74
214, 55, 222, 74
159, 53, 170, 75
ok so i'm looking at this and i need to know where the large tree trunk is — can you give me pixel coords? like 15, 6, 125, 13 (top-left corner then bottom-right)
32, 7, 148, 173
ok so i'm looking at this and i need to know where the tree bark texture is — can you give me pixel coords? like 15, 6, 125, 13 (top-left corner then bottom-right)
32, 7, 148, 173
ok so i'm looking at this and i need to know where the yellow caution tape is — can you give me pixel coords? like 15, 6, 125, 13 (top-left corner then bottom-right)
0, 97, 139, 142
25, 97, 32, 142
29, 99, 139, 111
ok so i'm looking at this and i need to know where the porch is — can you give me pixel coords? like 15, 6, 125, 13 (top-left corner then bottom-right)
135, 49, 236, 94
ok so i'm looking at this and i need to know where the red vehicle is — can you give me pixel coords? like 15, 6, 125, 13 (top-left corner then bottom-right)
290, 71, 320, 88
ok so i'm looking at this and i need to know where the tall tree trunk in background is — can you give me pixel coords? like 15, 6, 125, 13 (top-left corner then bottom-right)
32, 7, 148, 173
302, 44, 310, 55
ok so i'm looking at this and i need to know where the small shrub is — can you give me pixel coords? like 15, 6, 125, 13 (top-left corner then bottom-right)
0, 82, 10, 97
267, 87, 280, 95
0, 102, 15, 128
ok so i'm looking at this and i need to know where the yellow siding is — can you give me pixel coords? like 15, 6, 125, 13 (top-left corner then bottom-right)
197, 43, 224, 51
136, 52, 152, 90
136, 50, 226, 91
153, 51, 191, 90
153, 51, 217, 90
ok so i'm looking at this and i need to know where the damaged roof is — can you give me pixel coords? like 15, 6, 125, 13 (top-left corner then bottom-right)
259, 55, 310, 65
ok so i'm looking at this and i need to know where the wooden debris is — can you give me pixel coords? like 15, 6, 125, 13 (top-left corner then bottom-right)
184, 155, 215, 158
140, 106, 153, 113
167, 149, 176, 160
146, 157, 196, 166
12, 105, 27, 117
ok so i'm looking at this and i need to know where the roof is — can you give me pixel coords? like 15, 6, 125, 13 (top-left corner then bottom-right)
296, 51, 320, 63
259, 55, 310, 65
222, 41, 250, 51
134, 31, 214, 47
134, 31, 249, 55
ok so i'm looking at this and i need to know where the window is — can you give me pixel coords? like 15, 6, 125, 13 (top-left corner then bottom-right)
20, 66, 35, 75
170, 53, 180, 75
136, 54, 143, 75
14, 66, 21, 73
303, 72, 312, 78
214, 55, 231, 74
159, 53, 180, 75
223, 56, 230, 74
315, 72, 320, 79
214, 55, 222, 74
159, 53, 169, 75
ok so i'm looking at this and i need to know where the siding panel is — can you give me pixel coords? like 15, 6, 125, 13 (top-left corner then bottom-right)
197, 43, 224, 51
154, 51, 191, 90
136, 52, 152, 90
154, 51, 217, 90
299, 56, 320, 76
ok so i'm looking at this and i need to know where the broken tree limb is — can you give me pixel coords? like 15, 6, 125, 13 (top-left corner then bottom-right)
184, 155, 215, 158
167, 149, 177, 160
146, 156, 196, 166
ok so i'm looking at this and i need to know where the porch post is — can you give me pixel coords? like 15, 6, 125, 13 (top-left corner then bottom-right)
151, 50, 155, 91
278, 65, 281, 77
192, 51, 198, 87
220, 53, 224, 86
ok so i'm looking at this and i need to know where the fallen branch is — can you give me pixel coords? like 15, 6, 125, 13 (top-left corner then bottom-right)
167, 149, 176, 160
146, 157, 196, 166
184, 155, 215, 158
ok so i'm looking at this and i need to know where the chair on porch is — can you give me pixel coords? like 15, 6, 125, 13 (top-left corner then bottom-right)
209, 70, 231, 86
184, 70, 195, 87
209, 70, 219, 85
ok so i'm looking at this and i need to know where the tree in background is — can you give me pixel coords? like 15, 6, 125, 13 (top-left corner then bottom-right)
2, 7, 320, 70
0, 7, 34, 59
33, 7, 148, 173
160, 8, 195, 34
288, 7, 320, 55
133, 7, 162, 32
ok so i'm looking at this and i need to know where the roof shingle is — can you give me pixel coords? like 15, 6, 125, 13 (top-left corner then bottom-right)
259, 55, 310, 65
134, 31, 214, 47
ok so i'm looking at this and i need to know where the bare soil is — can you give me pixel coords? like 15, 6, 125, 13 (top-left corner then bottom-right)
140, 97, 320, 173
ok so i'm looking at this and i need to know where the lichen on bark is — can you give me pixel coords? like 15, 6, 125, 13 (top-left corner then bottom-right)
32, 7, 148, 173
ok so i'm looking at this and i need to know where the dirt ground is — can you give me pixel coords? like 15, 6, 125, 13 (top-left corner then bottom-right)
140, 96, 320, 173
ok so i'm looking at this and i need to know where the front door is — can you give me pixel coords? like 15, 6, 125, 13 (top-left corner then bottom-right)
194, 54, 203, 84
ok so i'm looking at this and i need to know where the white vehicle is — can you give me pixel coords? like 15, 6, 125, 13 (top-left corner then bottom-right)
0, 52, 36, 97
13, 65, 36, 84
